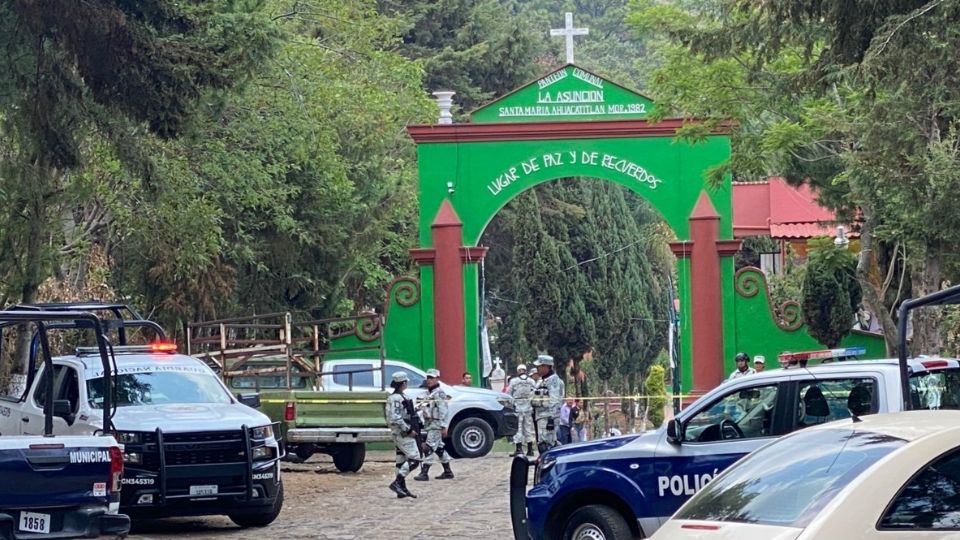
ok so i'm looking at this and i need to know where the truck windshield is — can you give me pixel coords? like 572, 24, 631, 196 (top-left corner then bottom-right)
675, 427, 905, 528
909, 368, 960, 410
86, 371, 232, 408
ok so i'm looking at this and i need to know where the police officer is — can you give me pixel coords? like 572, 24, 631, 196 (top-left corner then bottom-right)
414, 369, 455, 481
385, 371, 420, 499
507, 364, 536, 457
532, 354, 564, 454
728, 352, 755, 380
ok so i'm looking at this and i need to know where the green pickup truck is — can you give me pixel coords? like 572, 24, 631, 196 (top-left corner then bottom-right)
229, 370, 389, 473
258, 390, 388, 472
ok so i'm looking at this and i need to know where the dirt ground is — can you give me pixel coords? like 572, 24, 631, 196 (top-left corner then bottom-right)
129, 451, 515, 540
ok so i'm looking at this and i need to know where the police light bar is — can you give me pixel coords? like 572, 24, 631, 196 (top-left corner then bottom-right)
778, 346, 867, 365
76, 343, 178, 355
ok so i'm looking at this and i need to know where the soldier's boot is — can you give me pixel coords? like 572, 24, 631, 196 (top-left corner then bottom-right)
388, 475, 407, 499
436, 463, 455, 480
398, 476, 417, 498
413, 464, 431, 481
526, 443, 535, 457
513, 443, 524, 456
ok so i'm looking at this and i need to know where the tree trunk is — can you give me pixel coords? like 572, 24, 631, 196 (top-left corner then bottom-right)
855, 207, 899, 354
909, 243, 942, 355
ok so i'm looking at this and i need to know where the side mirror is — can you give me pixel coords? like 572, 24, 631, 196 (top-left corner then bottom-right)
237, 392, 261, 409
667, 418, 683, 445
53, 399, 75, 425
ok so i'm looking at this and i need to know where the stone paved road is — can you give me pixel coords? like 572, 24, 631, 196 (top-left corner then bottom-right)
129, 451, 517, 540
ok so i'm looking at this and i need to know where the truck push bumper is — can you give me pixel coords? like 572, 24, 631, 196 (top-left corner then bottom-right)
0, 506, 131, 540
494, 409, 520, 438
510, 455, 534, 540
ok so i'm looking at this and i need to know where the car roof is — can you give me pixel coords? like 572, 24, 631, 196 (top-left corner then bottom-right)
720, 356, 958, 384
802, 409, 960, 442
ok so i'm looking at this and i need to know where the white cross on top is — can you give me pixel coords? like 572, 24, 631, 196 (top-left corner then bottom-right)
550, 12, 588, 64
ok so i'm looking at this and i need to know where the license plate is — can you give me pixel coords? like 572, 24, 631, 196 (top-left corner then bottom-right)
189, 485, 218, 496
19, 511, 51, 534
336, 433, 355, 443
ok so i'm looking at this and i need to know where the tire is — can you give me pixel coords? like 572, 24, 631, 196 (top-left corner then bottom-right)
228, 480, 284, 528
450, 416, 495, 459
293, 444, 316, 461
562, 505, 633, 540
332, 443, 365, 472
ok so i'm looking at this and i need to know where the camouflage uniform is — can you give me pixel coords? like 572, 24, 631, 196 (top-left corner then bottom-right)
385, 372, 420, 498
414, 369, 454, 481
507, 365, 536, 456
532, 355, 564, 453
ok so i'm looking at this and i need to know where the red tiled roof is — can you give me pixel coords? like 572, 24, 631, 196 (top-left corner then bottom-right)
733, 177, 851, 240
770, 222, 839, 239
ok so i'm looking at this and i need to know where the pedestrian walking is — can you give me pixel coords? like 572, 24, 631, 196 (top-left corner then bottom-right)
728, 352, 755, 380
571, 399, 585, 442
532, 354, 564, 455
558, 398, 574, 445
385, 372, 421, 499
414, 369, 454, 481
506, 364, 536, 457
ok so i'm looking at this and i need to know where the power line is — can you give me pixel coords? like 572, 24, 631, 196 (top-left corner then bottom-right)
563, 239, 643, 271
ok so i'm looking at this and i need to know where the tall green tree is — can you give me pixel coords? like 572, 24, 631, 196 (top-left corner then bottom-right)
0, 1, 275, 308
628, 0, 960, 355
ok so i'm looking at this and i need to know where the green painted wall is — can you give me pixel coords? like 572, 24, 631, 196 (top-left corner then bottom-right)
731, 267, 886, 373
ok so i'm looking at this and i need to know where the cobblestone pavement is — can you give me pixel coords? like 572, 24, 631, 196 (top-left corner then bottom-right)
130, 451, 517, 540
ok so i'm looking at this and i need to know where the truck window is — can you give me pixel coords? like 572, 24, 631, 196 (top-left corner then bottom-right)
880, 448, 960, 529
86, 369, 232, 408
33, 365, 80, 414
384, 365, 425, 389
684, 384, 780, 442
331, 364, 374, 388
909, 369, 960, 410
796, 378, 877, 428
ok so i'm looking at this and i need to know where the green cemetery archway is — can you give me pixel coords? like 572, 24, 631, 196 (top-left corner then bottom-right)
327, 63, 886, 396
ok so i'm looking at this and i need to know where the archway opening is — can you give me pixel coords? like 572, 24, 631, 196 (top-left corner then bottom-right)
479, 177, 677, 437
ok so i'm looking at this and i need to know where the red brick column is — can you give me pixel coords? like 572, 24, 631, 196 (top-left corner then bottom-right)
409, 200, 466, 385
669, 192, 739, 396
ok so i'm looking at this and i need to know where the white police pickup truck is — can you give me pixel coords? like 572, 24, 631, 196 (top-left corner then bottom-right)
0, 341, 284, 528
510, 351, 960, 540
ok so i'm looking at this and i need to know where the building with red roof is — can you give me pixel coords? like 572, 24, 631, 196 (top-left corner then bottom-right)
733, 177, 854, 271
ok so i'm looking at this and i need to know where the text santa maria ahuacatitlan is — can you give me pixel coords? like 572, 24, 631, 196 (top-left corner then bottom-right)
487, 151, 662, 197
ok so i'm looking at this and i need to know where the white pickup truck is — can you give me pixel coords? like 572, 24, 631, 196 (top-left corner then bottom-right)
0, 332, 284, 528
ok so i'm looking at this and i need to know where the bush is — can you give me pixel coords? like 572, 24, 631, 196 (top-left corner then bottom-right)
644, 365, 667, 428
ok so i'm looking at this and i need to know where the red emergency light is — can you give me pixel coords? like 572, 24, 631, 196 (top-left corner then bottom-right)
149, 341, 177, 353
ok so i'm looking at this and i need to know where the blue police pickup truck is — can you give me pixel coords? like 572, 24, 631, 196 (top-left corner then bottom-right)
0, 311, 130, 539
510, 351, 960, 540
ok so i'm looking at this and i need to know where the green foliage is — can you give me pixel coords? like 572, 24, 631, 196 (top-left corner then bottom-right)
802, 241, 860, 348
644, 364, 666, 428
626, 0, 960, 350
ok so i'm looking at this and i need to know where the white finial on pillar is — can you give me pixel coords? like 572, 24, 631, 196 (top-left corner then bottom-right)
550, 12, 588, 64
432, 90, 456, 125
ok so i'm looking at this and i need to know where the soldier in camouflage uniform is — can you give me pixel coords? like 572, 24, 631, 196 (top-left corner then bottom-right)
385, 371, 420, 499
413, 369, 455, 481
507, 364, 537, 457
532, 354, 564, 455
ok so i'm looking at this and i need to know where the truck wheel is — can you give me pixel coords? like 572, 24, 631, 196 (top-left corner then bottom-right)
229, 481, 284, 528
332, 443, 365, 472
294, 444, 316, 461
450, 417, 495, 459
562, 505, 633, 540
